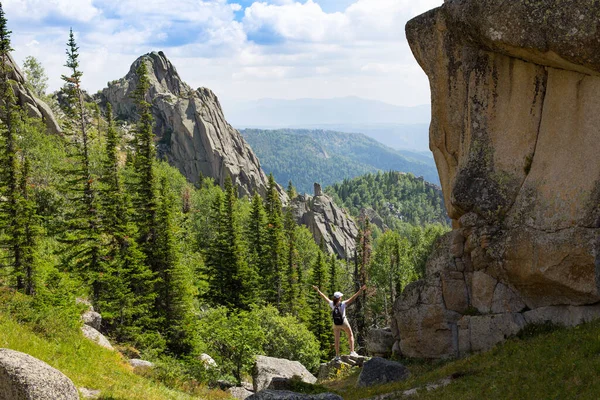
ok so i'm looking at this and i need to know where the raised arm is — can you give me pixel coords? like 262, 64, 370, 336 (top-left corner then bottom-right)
345, 285, 367, 306
312, 285, 331, 303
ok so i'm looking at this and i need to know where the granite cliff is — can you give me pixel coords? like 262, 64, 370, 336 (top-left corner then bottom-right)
292, 184, 358, 260
7, 54, 60, 135
392, 0, 600, 358
99, 51, 275, 199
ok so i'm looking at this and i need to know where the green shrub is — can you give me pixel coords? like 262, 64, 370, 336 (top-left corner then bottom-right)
197, 307, 265, 383
255, 306, 321, 372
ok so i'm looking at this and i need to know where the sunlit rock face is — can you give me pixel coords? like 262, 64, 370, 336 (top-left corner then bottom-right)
392, 0, 600, 358
99, 51, 278, 199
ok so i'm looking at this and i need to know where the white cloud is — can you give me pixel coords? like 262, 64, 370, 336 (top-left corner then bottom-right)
243, 0, 348, 42
6, 0, 443, 106
3, 0, 100, 22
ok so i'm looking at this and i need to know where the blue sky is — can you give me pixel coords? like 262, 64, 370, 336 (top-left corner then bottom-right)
5, 0, 442, 108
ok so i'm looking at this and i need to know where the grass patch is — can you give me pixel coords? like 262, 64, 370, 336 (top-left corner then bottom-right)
325, 320, 600, 399
0, 290, 229, 400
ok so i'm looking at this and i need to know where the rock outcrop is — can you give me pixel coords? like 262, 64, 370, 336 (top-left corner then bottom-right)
99, 51, 278, 199
291, 183, 358, 260
252, 356, 317, 393
128, 359, 154, 372
247, 390, 342, 400
81, 325, 114, 351
356, 357, 410, 388
393, 0, 600, 358
365, 328, 395, 358
7, 54, 61, 135
0, 348, 79, 399
82, 310, 102, 331
317, 355, 368, 381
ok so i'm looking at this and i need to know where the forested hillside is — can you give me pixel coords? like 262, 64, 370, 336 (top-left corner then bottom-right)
241, 128, 439, 194
326, 171, 449, 229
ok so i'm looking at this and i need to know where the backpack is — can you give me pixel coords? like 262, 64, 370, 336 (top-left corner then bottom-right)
332, 304, 344, 325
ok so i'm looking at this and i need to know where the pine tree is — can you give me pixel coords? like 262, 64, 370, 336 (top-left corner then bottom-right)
0, 6, 39, 295
353, 217, 371, 351
263, 174, 286, 310
18, 158, 39, 295
204, 189, 226, 305
96, 103, 155, 341
282, 206, 300, 316
154, 176, 197, 355
329, 253, 338, 295
287, 180, 297, 200
247, 192, 266, 303
131, 60, 157, 253
309, 251, 333, 360
58, 28, 102, 301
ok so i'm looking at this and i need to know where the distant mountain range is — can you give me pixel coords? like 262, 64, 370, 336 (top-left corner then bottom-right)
241, 128, 440, 195
224, 97, 432, 152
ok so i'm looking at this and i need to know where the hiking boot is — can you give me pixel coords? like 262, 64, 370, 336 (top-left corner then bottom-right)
334, 356, 341, 361
349, 351, 359, 357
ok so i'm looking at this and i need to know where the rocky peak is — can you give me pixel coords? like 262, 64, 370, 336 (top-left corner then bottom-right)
7, 54, 61, 135
99, 51, 282, 199
291, 183, 358, 260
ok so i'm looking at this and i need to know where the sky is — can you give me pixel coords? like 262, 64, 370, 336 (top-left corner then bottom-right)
5, 0, 443, 108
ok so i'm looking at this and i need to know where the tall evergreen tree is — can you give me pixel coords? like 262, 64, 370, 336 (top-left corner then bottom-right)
309, 251, 333, 359
17, 157, 39, 295
58, 28, 102, 301
247, 192, 266, 302
353, 217, 371, 351
263, 174, 286, 310
132, 60, 157, 254
0, 6, 39, 295
205, 177, 258, 309
282, 206, 301, 316
329, 254, 338, 295
204, 190, 226, 306
96, 103, 155, 340
154, 176, 197, 355
0, 5, 22, 290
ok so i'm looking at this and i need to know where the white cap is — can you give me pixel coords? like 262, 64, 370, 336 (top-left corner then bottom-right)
333, 292, 343, 299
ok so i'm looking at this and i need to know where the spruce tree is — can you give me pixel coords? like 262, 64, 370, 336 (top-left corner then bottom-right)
309, 251, 333, 360
247, 192, 266, 303
0, 6, 38, 295
282, 206, 300, 316
59, 28, 102, 301
154, 176, 196, 355
329, 254, 338, 295
353, 217, 371, 351
204, 189, 226, 305
263, 174, 286, 310
96, 103, 155, 340
18, 158, 39, 295
132, 60, 157, 253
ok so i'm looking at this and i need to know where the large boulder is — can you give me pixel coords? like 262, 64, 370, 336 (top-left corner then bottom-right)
228, 386, 254, 400
99, 51, 283, 200
0, 348, 78, 399
365, 328, 395, 357
356, 357, 410, 388
82, 310, 102, 331
252, 356, 317, 393
81, 325, 114, 351
128, 359, 154, 373
247, 390, 342, 400
393, 0, 600, 359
